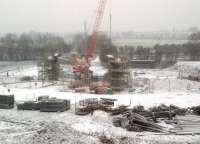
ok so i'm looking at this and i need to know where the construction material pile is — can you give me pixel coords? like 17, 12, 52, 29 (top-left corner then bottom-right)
69, 80, 112, 94
90, 82, 112, 94
75, 98, 117, 115
0, 94, 14, 109
112, 104, 188, 133
191, 106, 200, 115
113, 112, 166, 132
17, 96, 70, 112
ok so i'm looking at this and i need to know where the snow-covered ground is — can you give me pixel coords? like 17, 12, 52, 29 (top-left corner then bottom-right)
90, 57, 107, 76
0, 61, 200, 143
173, 61, 200, 78
0, 61, 38, 84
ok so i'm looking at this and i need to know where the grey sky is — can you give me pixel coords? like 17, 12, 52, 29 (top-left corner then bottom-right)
0, 0, 200, 33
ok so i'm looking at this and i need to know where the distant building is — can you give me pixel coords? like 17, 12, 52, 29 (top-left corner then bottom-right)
129, 59, 156, 69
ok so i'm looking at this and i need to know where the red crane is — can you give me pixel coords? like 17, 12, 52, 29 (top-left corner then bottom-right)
87, 0, 108, 58
73, 0, 108, 73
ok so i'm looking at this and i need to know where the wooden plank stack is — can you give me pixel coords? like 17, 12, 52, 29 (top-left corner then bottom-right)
0, 94, 14, 109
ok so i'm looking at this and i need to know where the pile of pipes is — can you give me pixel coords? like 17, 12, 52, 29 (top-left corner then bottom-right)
112, 104, 187, 132
113, 112, 167, 132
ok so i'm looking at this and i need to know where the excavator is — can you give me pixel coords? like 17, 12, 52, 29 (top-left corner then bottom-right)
72, 0, 108, 84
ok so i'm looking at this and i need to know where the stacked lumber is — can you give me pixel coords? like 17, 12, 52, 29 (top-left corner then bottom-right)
37, 95, 49, 101
99, 98, 117, 112
111, 105, 130, 116
90, 82, 111, 94
95, 86, 108, 94
0, 94, 14, 109
76, 98, 99, 115
40, 99, 70, 112
17, 101, 40, 110
100, 98, 117, 107
76, 98, 117, 115
17, 97, 70, 112
75, 106, 92, 115
75, 87, 87, 93
191, 106, 200, 115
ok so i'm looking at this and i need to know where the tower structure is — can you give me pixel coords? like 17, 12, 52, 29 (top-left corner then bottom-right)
107, 57, 131, 91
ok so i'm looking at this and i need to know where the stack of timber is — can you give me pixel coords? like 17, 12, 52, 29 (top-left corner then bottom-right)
90, 82, 112, 94
99, 98, 116, 107
75, 98, 117, 115
37, 95, 49, 101
94, 86, 109, 94
111, 105, 130, 116
99, 98, 117, 112
17, 101, 40, 110
17, 96, 70, 112
75, 98, 99, 115
191, 106, 200, 115
75, 105, 93, 115
0, 94, 14, 109
40, 99, 70, 112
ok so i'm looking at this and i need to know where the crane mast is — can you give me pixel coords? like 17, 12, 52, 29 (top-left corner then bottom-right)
87, 0, 108, 58
72, 0, 107, 74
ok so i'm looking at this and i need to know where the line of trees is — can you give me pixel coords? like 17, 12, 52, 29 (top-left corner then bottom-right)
0, 32, 71, 61
1, 31, 200, 66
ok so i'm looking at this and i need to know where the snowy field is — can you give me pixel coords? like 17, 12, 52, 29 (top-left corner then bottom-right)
0, 61, 200, 143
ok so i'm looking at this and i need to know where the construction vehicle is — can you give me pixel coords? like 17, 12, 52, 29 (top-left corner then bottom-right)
72, 0, 108, 85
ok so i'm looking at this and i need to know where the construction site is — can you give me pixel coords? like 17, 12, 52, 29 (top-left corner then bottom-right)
0, 0, 200, 144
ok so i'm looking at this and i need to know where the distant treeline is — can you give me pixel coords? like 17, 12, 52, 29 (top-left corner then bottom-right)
0, 32, 71, 61
100, 32, 200, 67
117, 41, 200, 67
0, 32, 200, 68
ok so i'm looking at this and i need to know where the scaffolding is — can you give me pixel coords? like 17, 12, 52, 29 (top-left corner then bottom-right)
107, 57, 131, 91
38, 54, 60, 81
80, 68, 93, 86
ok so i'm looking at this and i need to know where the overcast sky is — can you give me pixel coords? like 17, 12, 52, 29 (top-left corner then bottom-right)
0, 0, 200, 34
